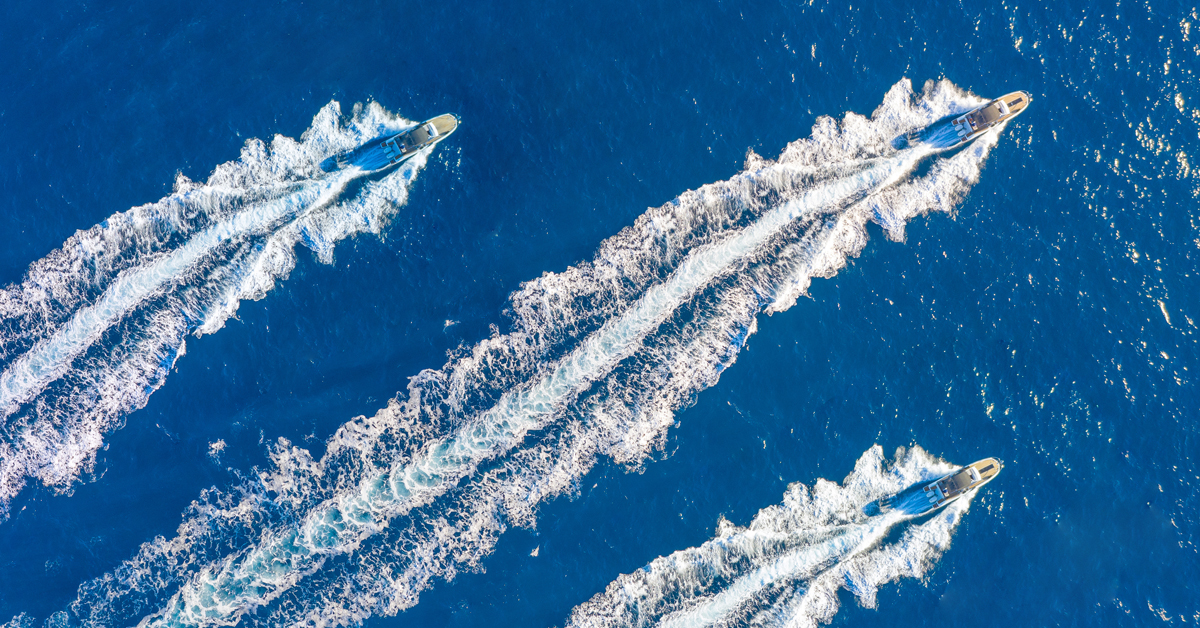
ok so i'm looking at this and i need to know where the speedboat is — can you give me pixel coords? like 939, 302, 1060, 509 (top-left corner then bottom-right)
336, 113, 459, 168
950, 92, 1031, 144
923, 458, 1003, 508
380, 113, 459, 165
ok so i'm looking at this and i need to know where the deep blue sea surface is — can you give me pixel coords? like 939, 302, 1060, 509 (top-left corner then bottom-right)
1, 0, 1197, 626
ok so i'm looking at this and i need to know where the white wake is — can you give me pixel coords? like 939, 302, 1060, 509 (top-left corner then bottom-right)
26, 78, 1006, 628
567, 446, 969, 628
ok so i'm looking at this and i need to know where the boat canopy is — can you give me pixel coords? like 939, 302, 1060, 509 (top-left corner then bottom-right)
403, 123, 439, 148
944, 468, 979, 492
969, 103, 1005, 128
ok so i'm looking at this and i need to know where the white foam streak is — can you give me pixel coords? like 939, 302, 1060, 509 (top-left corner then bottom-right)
0, 169, 361, 416
658, 515, 904, 628
149, 145, 928, 628
43, 78, 1001, 628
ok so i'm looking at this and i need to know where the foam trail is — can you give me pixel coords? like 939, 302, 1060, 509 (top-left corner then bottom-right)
149, 143, 931, 628
657, 515, 906, 628
0, 169, 361, 416
567, 446, 974, 628
0, 101, 432, 517
38, 78, 1004, 628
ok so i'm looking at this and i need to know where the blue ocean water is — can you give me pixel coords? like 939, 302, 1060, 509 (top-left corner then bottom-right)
0, 0, 1197, 626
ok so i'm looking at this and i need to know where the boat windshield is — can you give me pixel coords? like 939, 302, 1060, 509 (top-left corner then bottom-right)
403, 126, 433, 147
946, 469, 976, 491
969, 103, 1005, 127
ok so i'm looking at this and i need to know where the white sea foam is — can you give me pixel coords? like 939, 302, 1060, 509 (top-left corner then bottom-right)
0, 101, 433, 517
39, 79, 1002, 628
0, 168, 365, 415
566, 445, 969, 628
146, 149, 926, 628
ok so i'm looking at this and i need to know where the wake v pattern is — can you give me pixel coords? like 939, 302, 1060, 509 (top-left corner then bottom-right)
0, 102, 436, 518
151, 144, 932, 628
29, 78, 1004, 628
567, 446, 974, 628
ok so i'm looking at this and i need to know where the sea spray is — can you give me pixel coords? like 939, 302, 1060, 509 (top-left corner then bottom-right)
40, 78, 1002, 628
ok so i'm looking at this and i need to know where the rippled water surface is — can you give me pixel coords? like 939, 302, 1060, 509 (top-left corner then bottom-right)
0, 1, 1196, 626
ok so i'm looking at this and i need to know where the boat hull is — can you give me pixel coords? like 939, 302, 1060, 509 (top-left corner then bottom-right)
333, 113, 459, 169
